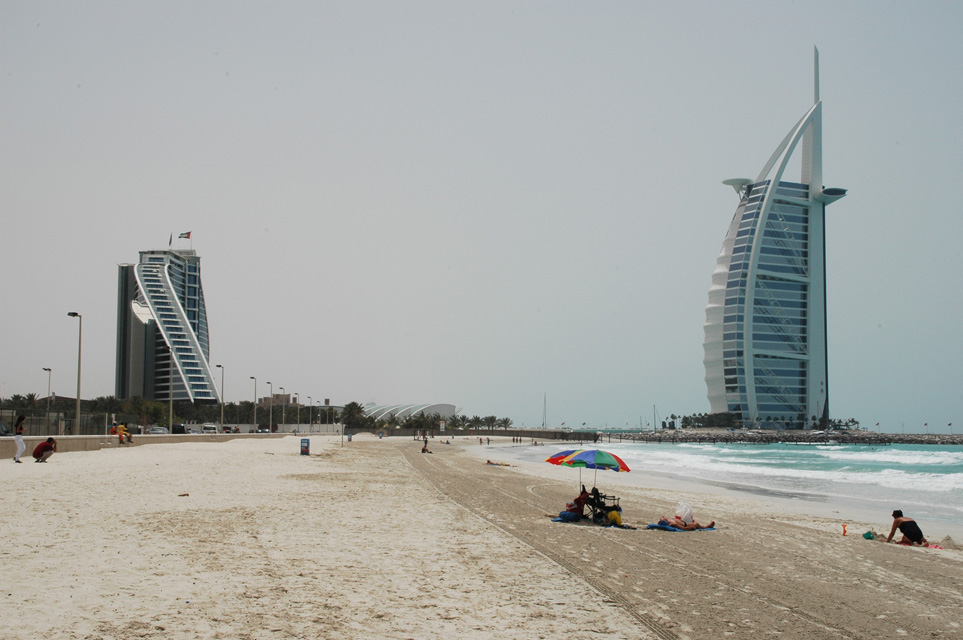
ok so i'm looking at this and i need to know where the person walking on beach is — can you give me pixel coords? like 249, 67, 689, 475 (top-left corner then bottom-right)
13, 415, 26, 463
32, 437, 57, 463
886, 510, 928, 546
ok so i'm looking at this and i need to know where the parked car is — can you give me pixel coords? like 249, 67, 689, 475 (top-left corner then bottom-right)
200, 424, 218, 434
146, 426, 169, 435
171, 423, 188, 435
0, 422, 10, 436
256, 425, 270, 433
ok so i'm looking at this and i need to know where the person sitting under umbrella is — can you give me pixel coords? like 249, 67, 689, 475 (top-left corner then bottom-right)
557, 486, 592, 522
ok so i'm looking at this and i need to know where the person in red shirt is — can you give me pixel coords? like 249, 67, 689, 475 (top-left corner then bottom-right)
32, 437, 57, 463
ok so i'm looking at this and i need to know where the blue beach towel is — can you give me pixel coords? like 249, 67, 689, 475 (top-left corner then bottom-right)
646, 523, 716, 532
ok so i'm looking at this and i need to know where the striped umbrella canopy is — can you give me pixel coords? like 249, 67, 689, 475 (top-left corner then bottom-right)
554, 449, 630, 472
544, 449, 580, 465
546, 448, 630, 488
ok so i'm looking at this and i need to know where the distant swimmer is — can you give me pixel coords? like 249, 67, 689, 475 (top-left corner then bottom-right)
886, 510, 928, 546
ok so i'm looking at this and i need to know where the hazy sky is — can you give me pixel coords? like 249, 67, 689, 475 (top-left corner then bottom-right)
2, 1, 961, 433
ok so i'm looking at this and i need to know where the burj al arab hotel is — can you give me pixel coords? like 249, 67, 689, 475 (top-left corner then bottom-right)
703, 49, 846, 429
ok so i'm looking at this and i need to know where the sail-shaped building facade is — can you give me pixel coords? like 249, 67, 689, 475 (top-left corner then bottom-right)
116, 248, 220, 403
703, 50, 846, 429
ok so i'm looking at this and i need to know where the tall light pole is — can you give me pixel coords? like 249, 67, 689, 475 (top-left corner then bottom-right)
267, 381, 273, 429
67, 312, 82, 435
294, 393, 300, 431
279, 386, 285, 429
250, 376, 257, 429
215, 364, 225, 427
42, 367, 52, 432
308, 396, 313, 429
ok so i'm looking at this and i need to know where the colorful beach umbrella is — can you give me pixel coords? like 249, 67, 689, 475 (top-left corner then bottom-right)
546, 448, 630, 488
550, 449, 630, 472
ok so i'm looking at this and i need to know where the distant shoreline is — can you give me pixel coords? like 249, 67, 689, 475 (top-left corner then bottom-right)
585, 429, 963, 446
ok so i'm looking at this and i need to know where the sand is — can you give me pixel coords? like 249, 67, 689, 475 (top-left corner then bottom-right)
2, 435, 961, 639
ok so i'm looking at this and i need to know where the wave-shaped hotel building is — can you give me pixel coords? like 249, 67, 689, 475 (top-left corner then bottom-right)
116, 248, 220, 403
703, 49, 846, 429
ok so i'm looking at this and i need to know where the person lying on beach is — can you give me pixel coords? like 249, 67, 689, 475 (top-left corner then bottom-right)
485, 460, 513, 467
886, 510, 927, 546
658, 516, 715, 530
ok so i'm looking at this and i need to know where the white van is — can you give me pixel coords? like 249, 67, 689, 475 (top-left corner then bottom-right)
200, 423, 218, 434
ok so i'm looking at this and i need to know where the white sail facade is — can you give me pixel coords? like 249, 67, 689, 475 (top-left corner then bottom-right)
704, 50, 846, 429
116, 249, 220, 403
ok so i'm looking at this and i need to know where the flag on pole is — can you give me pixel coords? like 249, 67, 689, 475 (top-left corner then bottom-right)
168, 233, 172, 247
178, 231, 192, 239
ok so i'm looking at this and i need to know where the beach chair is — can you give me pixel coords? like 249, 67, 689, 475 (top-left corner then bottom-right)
586, 487, 621, 524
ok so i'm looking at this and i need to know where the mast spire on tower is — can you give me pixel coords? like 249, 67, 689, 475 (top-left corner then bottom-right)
814, 46, 820, 104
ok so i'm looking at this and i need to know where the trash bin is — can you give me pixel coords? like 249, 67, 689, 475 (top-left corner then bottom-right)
300, 438, 310, 455
347, 434, 353, 442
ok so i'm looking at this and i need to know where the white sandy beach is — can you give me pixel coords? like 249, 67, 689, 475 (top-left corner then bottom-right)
2, 435, 961, 639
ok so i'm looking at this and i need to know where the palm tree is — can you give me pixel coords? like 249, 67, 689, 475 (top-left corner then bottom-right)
483, 415, 498, 430
340, 401, 368, 430
468, 415, 483, 431
8, 394, 30, 414
92, 396, 122, 415
498, 417, 513, 430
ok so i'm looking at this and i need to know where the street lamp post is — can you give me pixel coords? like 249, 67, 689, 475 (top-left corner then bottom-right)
66, 312, 82, 435
250, 377, 257, 430
279, 387, 285, 430
267, 381, 273, 430
294, 393, 300, 432
307, 396, 313, 430
216, 364, 225, 427
42, 367, 52, 432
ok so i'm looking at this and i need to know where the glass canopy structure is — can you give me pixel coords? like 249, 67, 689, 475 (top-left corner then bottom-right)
703, 49, 846, 429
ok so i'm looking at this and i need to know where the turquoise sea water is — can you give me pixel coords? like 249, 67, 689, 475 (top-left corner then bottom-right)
519, 442, 963, 529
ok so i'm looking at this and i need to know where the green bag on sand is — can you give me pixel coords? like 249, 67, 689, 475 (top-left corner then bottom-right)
863, 531, 875, 540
